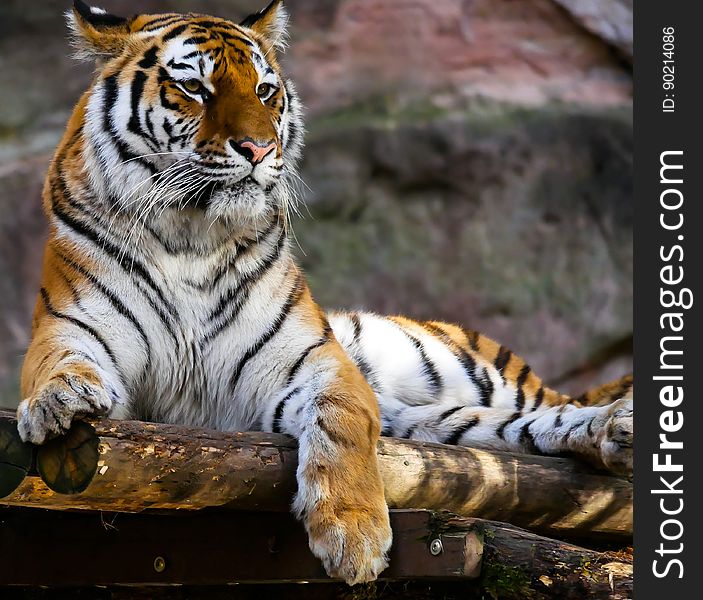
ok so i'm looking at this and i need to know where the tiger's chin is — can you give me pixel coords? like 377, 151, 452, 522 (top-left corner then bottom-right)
193, 176, 272, 224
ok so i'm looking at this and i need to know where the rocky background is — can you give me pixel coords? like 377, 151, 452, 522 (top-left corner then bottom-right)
0, 0, 633, 409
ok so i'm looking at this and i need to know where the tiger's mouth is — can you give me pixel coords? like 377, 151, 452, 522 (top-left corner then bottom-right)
185, 175, 260, 208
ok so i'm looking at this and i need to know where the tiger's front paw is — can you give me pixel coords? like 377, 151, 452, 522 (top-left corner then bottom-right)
599, 398, 633, 477
305, 502, 392, 585
17, 369, 113, 445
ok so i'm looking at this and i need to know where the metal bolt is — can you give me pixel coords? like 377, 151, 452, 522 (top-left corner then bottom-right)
429, 538, 443, 556
153, 556, 166, 573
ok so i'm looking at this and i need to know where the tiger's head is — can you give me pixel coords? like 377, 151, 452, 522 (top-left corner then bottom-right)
68, 0, 302, 226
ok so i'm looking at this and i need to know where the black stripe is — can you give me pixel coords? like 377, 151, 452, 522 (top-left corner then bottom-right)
438, 406, 463, 422
453, 346, 493, 407
519, 421, 541, 454
401, 424, 418, 440
204, 228, 286, 341
216, 30, 255, 47
40, 288, 118, 369
183, 36, 210, 46
465, 329, 480, 352
562, 421, 583, 445
494, 346, 512, 374
514, 364, 531, 410
160, 85, 180, 111
167, 60, 193, 70
162, 118, 173, 137
423, 322, 494, 407
208, 224, 284, 316
54, 265, 84, 309
141, 15, 183, 31
193, 20, 232, 31
157, 67, 171, 84
229, 274, 304, 393
554, 408, 564, 429
144, 108, 157, 138
56, 252, 151, 361
191, 20, 226, 31
475, 367, 495, 407
444, 416, 480, 446
102, 75, 156, 174
209, 218, 279, 287
50, 199, 175, 317
128, 71, 147, 136
348, 313, 378, 390
396, 325, 442, 394
350, 313, 362, 340
49, 196, 179, 346
496, 412, 521, 440
162, 24, 189, 42
272, 386, 301, 433
132, 279, 180, 348
532, 386, 545, 411
138, 46, 159, 69
286, 328, 332, 385
420, 321, 449, 339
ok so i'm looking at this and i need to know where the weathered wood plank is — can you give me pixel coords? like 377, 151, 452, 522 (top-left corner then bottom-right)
0, 508, 632, 598
0, 508, 480, 585
0, 410, 632, 540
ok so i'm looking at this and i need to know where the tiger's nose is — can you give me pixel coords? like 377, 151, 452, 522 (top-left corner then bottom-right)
229, 139, 276, 165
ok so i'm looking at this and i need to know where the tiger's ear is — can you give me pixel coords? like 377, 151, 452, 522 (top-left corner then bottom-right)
240, 0, 289, 52
67, 1, 131, 61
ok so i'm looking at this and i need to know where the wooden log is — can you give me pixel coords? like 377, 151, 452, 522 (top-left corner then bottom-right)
0, 410, 632, 540
0, 418, 33, 498
0, 507, 632, 598
435, 512, 633, 599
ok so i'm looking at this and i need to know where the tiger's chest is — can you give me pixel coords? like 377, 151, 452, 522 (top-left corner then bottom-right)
125, 251, 288, 430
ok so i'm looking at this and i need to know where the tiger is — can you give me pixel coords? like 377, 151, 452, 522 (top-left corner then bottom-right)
17, 0, 634, 585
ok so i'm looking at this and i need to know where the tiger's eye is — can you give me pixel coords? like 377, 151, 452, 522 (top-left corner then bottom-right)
182, 79, 203, 94
256, 83, 272, 98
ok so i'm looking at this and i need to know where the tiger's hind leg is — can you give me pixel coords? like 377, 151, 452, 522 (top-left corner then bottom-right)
330, 312, 633, 476
390, 390, 633, 476
569, 374, 633, 407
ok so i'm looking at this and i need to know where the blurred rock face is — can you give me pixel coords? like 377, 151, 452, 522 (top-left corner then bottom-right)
0, 0, 632, 408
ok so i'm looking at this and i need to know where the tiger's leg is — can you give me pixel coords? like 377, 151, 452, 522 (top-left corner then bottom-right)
392, 391, 633, 476
17, 303, 128, 444
262, 342, 392, 585
329, 312, 632, 475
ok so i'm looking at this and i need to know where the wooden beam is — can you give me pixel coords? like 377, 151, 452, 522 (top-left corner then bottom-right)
0, 508, 481, 585
0, 410, 632, 540
0, 508, 632, 598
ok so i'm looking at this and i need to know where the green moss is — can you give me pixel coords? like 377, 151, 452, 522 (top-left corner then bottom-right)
346, 582, 380, 600
0, 124, 20, 141
307, 95, 631, 140
481, 561, 534, 600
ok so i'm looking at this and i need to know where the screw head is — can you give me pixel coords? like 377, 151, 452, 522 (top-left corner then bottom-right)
153, 556, 166, 573
429, 538, 443, 556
